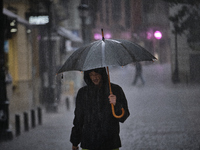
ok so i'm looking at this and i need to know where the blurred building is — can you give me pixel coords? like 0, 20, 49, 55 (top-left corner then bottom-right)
3, 0, 39, 137
91, 0, 171, 64
1, 0, 83, 140
91, 0, 200, 84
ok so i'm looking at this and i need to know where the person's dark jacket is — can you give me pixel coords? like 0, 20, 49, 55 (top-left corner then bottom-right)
70, 68, 130, 150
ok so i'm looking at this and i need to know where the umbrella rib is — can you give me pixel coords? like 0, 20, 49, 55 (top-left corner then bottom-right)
58, 44, 94, 72
108, 39, 121, 44
120, 42, 154, 62
81, 41, 103, 70
120, 43, 137, 62
106, 39, 135, 66
101, 41, 106, 67
121, 40, 156, 61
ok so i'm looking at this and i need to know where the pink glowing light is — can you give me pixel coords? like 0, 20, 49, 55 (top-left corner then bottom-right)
94, 33, 102, 40
146, 32, 152, 39
154, 31, 162, 39
94, 32, 112, 40
104, 33, 111, 39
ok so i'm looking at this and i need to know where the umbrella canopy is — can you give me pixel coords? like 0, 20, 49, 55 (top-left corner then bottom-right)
57, 39, 156, 74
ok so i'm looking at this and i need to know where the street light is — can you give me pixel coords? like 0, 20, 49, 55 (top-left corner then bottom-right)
172, 22, 180, 83
78, 3, 89, 45
154, 31, 162, 40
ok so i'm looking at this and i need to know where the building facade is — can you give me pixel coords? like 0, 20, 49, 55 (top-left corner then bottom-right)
1, 0, 83, 140
3, 0, 41, 138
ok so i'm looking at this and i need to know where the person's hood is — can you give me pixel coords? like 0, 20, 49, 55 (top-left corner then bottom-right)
84, 67, 108, 86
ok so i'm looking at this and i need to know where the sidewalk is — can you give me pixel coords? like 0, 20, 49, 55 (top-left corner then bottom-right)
0, 63, 200, 150
0, 97, 75, 150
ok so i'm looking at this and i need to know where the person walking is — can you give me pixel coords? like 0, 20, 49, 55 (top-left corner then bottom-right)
132, 62, 145, 85
70, 67, 130, 150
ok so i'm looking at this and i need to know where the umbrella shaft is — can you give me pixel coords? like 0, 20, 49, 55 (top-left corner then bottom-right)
106, 67, 112, 95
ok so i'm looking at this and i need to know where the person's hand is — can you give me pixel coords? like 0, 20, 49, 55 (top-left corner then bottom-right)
72, 145, 79, 150
108, 94, 116, 106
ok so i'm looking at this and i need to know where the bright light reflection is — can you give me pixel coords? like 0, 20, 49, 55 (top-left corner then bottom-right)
154, 31, 162, 39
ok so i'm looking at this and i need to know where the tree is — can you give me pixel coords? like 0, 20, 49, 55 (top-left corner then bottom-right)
164, 0, 200, 50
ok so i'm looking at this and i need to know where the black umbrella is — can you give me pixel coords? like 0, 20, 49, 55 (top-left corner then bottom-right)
58, 34, 155, 72
57, 29, 156, 118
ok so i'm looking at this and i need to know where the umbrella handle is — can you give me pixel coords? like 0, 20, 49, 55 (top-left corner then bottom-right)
107, 67, 125, 119
111, 104, 125, 119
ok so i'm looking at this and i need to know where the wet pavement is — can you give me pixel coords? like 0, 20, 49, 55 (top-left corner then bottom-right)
111, 64, 200, 150
1, 63, 200, 150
